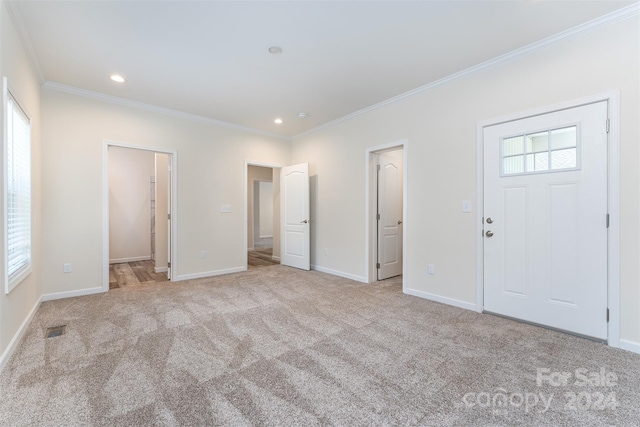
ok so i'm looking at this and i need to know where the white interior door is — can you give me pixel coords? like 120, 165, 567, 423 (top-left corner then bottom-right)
377, 151, 403, 280
281, 163, 310, 270
483, 101, 608, 340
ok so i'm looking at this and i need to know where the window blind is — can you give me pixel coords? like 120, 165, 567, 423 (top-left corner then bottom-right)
6, 93, 31, 282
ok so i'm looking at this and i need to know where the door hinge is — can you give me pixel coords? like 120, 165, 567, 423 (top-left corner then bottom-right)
606, 214, 609, 228
168, 262, 171, 268
376, 262, 380, 269
606, 119, 610, 134
606, 308, 609, 322
377, 213, 381, 220
168, 213, 171, 220
376, 165, 380, 171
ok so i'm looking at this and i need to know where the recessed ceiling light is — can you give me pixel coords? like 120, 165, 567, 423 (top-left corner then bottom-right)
274, 118, 283, 124
297, 112, 309, 119
110, 74, 125, 83
268, 46, 282, 55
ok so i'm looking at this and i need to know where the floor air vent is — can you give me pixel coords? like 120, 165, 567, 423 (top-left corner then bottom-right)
45, 325, 66, 338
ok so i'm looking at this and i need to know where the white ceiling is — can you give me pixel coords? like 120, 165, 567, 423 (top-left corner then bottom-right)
9, 1, 636, 137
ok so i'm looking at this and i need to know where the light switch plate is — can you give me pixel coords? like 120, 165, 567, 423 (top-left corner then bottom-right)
462, 200, 472, 213
221, 205, 231, 213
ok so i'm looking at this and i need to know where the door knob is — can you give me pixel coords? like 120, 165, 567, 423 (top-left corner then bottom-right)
486, 217, 493, 224
485, 230, 494, 238
300, 219, 308, 224
397, 220, 403, 225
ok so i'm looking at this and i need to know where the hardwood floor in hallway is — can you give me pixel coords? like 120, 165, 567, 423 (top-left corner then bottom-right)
248, 248, 279, 269
109, 260, 170, 289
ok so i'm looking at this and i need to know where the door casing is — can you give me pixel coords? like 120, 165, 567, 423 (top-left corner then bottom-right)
365, 140, 408, 287
102, 140, 178, 291
244, 161, 283, 271
376, 149, 404, 280
476, 91, 621, 348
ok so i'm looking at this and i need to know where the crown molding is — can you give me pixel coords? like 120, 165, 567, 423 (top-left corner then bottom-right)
7, 0, 637, 142
5, 0, 287, 139
3, 0, 46, 84
42, 82, 291, 141
292, 2, 640, 140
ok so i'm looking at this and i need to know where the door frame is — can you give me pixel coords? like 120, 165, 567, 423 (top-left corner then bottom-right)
475, 91, 620, 347
102, 140, 178, 291
244, 160, 283, 270
365, 140, 408, 288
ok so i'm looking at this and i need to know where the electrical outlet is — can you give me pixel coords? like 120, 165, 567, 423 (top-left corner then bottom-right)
200, 250, 206, 259
462, 200, 472, 213
220, 205, 231, 213
63, 263, 72, 273
428, 264, 434, 275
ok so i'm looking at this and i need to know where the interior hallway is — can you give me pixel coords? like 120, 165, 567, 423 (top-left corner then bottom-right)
109, 260, 170, 289
248, 237, 279, 269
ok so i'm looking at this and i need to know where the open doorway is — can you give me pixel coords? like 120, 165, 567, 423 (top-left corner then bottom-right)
367, 142, 407, 284
105, 144, 174, 289
246, 163, 282, 269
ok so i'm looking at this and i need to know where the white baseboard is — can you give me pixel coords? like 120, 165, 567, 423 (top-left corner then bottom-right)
174, 266, 246, 281
154, 266, 168, 273
404, 287, 477, 311
272, 255, 281, 261
620, 339, 640, 354
109, 256, 151, 264
41, 286, 105, 302
0, 295, 42, 373
310, 265, 367, 283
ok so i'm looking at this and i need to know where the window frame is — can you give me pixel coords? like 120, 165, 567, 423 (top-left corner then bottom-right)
3, 77, 33, 294
499, 122, 582, 177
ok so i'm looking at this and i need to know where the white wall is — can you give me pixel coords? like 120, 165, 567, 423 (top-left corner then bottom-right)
259, 181, 273, 238
108, 146, 154, 263
292, 18, 640, 344
253, 181, 261, 242
41, 89, 291, 291
272, 168, 281, 259
0, 2, 42, 362
154, 153, 169, 272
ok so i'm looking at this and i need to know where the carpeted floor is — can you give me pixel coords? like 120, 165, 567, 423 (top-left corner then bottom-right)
1, 265, 638, 426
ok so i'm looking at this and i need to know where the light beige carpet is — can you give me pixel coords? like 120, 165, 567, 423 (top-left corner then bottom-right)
1, 265, 638, 426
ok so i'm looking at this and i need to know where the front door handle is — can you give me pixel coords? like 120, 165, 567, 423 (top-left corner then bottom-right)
485, 230, 494, 238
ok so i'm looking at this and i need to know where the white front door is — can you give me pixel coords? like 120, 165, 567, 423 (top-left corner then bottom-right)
483, 101, 608, 340
281, 163, 310, 270
377, 150, 403, 280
